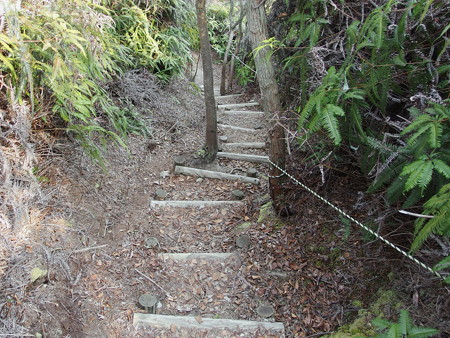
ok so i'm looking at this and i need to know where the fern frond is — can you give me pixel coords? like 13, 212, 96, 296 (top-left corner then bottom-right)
368, 158, 405, 193
411, 207, 450, 252
411, 183, 450, 252
403, 114, 442, 148
432, 159, 450, 178
399, 309, 412, 334
298, 90, 325, 128
321, 104, 343, 145
401, 158, 433, 191
386, 175, 406, 204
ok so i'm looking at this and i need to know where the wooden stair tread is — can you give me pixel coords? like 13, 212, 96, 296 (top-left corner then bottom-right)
174, 166, 260, 184
150, 200, 243, 208
217, 152, 269, 163
218, 124, 259, 132
133, 313, 285, 333
218, 102, 259, 109
223, 142, 266, 149
159, 252, 235, 260
215, 94, 244, 100
221, 110, 264, 115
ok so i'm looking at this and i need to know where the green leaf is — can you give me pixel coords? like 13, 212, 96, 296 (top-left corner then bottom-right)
372, 317, 393, 330
398, 309, 412, 334
409, 327, 440, 338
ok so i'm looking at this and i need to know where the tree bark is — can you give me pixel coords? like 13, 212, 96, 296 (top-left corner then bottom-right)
196, 0, 217, 162
245, 0, 287, 213
220, 0, 235, 95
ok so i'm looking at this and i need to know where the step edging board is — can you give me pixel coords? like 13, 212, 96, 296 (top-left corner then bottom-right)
150, 200, 243, 208
218, 124, 258, 133
174, 166, 260, 184
218, 102, 259, 109
217, 152, 269, 163
159, 252, 235, 260
133, 313, 285, 333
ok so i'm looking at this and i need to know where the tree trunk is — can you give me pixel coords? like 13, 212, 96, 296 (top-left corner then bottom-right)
196, 0, 217, 162
245, 0, 287, 213
220, 0, 235, 96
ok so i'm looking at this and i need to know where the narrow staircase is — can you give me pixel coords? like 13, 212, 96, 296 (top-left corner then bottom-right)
133, 89, 284, 337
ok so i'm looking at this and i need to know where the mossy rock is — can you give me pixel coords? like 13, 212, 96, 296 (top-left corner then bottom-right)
257, 201, 284, 227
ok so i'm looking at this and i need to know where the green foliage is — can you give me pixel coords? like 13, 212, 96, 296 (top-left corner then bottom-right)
206, 4, 230, 57
0, 0, 149, 162
371, 309, 439, 337
278, 0, 450, 251
234, 60, 256, 87
109, 0, 194, 82
433, 255, 450, 284
411, 183, 450, 253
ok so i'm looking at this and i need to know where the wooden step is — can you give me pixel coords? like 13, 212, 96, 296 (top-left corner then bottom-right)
218, 124, 259, 133
215, 94, 243, 100
223, 142, 266, 150
174, 166, 260, 184
133, 313, 285, 335
150, 200, 242, 208
159, 252, 235, 260
217, 152, 269, 163
218, 102, 259, 109
221, 110, 264, 116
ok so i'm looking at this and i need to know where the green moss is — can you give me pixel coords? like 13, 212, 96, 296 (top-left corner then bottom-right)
329, 288, 403, 337
257, 201, 273, 223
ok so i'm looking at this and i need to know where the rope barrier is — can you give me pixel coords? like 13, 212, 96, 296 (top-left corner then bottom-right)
267, 159, 445, 281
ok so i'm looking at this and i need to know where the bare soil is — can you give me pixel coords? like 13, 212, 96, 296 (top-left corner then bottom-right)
1, 66, 448, 337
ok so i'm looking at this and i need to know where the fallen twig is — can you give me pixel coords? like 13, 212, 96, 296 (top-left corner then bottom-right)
73, 244, 107, 253
134, 268, 172, 299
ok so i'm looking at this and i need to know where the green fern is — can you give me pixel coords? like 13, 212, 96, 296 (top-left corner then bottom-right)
433, 255, 450, 284
372, 309, 439, 338
411, 183, 450, 252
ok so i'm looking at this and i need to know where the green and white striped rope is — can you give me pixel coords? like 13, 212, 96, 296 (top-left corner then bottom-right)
268, 159, 445, 281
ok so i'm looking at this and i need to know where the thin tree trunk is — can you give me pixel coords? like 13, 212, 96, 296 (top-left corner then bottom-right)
220, 0, 235, 95
196, 0, 217, 162
245, 0, 287, 213
227, 30, 241, 92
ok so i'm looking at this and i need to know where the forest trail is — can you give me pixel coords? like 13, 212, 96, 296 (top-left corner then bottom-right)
132, 88, 286, 336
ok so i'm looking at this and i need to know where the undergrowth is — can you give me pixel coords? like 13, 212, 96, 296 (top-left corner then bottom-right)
266, 0, 450, 270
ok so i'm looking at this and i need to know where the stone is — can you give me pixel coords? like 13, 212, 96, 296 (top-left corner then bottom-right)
138, 294, 159, 314
231, 189, 245, 200
144, 237, 159, 249
159, 171, 170, 178
155, 189, 168, 200
219, 135, 228, 143
236, 234, 251, 249
256, 305, 275, 318
246, 168, 258, 178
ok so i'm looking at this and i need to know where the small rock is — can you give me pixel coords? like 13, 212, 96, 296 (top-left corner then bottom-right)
231, 189, 245, 200
160, 171, 170, 178
155, 189, 167, 200
256, 305, 275, 318
246, 168, 258, 178
219, 135, 228, 143
236, 234, 251, 249
196, 178, 204, 183
144, 237, 159, 249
